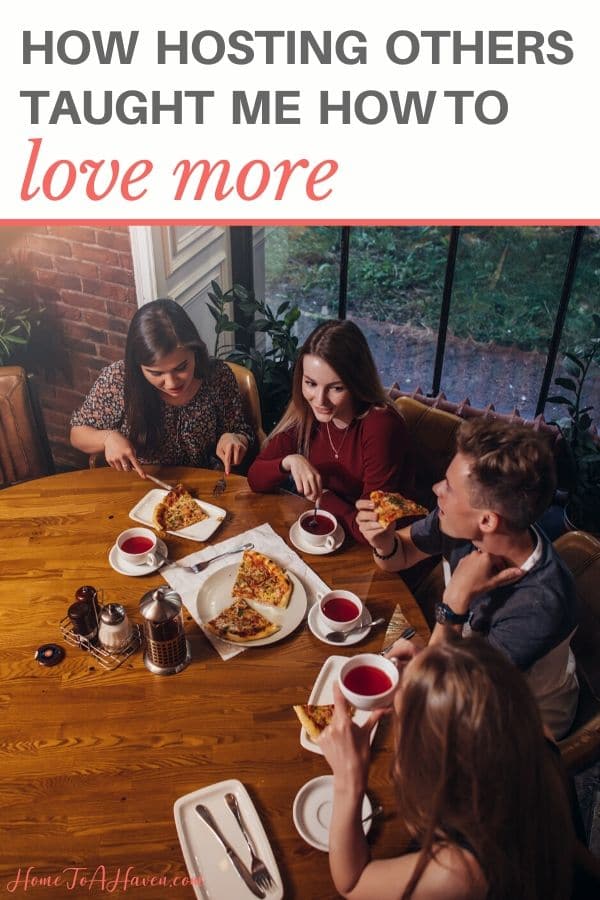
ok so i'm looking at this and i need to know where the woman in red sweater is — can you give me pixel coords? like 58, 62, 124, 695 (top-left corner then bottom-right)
247, 320, 414, 543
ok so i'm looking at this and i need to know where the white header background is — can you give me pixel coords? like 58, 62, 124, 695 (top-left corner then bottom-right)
2, 0, 598, 221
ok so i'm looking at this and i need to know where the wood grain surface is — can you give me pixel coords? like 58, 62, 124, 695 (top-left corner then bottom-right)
0, 467, 429, 899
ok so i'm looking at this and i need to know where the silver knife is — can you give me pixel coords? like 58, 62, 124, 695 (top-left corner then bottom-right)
195, 804, 266, 899
145, 473, 174, 491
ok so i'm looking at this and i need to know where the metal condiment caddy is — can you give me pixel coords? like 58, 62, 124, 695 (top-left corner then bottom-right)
60, 585, 142, 671
60, 617, 142, 670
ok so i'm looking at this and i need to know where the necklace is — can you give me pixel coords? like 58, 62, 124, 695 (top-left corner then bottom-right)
326, 420, 352, 459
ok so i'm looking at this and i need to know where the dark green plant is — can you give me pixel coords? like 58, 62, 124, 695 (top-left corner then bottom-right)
547, 313, 600, 533
0, 294, 42, 365
207, 282, 301, 431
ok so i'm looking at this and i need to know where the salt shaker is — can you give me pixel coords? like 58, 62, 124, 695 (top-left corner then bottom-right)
97, 604, 133, 652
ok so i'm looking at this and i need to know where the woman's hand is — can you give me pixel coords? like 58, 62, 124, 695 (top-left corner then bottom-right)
281, 454, 323, 502
216, 433, 250, 475
319, 684, 386, 794
103, 430, 144, 477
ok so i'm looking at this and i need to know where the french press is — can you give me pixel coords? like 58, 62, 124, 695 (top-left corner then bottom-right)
139, 587, 191, 675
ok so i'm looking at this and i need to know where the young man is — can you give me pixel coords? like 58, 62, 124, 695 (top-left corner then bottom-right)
357, 418, 579, 738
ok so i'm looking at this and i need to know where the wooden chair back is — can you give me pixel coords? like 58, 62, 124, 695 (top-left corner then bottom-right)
0, 365, 54, 487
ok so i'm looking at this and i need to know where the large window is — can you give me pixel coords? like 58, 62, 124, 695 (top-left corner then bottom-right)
252, 225, 600, 420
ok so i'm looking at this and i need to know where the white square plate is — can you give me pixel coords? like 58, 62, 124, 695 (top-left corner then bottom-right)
299, 655, 378, 755
173, 779, 283, 900
129, 488, 225, 542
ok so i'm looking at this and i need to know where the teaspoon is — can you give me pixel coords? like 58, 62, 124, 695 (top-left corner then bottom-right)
325, 616, 386, 643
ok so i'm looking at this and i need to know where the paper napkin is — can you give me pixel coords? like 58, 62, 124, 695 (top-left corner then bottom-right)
161, 522, 330, 660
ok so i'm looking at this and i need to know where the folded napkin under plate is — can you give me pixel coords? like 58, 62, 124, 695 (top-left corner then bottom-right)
161, 523, 330, 660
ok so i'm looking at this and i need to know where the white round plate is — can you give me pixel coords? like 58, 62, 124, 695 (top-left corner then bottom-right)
293, 775, 372, 852
288, 521, 344, 556
195, 563, 307, 647
307, 603, 373, 647
108, 538, 167, 577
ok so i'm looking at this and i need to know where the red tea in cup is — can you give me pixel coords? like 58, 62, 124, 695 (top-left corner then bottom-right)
121, 536, 154, 554
322, 596, 360, 622
300, 514, 335, 536
343, 665, 393, 696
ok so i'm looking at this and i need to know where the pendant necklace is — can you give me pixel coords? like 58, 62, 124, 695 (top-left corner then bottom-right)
326, 420, 352, 459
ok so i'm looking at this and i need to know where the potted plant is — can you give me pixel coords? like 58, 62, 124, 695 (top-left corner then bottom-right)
547, 313, 600, 535
0, 294, 42, 365
207, 282, 301, 431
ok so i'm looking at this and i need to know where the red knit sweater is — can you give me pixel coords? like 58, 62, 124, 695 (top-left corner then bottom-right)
247, 406, 415, 543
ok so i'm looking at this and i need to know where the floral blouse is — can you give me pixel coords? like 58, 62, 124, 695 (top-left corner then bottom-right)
70, 359, 255, 467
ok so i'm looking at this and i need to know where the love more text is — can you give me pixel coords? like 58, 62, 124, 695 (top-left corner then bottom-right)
19, 138, 338, 204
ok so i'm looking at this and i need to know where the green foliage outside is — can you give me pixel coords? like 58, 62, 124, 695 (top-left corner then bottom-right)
207, 282, 301, 432
263, 225, 600, 353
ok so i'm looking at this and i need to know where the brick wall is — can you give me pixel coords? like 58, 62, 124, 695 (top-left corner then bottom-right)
0, 226, 138, 470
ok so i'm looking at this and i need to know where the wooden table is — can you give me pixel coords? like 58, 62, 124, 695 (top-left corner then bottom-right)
0, 467, 428, 899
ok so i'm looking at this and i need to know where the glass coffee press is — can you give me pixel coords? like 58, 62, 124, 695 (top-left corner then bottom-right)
139, 587, 191, 675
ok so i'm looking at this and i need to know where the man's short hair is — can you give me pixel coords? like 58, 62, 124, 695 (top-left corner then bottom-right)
456, 418, 556, 531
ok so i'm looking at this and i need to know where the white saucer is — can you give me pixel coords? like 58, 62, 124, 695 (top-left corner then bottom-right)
108, 539, 168, 577
307, 603, 373, 646
293, 775, 372, 852
288, 520, 345, 556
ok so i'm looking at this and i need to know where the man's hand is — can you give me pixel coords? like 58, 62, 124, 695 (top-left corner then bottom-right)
444, 549, 524, 614
216, 433, 249, 475
355, 498, 396, 555
281, 454, 322, 502
103, 431, 145, 477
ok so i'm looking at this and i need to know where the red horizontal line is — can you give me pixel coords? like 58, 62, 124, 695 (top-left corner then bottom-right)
1, 219, 600, 226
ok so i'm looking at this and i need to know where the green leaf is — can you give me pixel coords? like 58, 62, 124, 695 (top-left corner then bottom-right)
546, 396, 575, 407
564, 352, 584, 372
554, 377, 578, 393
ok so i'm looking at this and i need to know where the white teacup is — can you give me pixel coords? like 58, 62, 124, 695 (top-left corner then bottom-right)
318, 589, 363, 633
297, 509, 338, 550
338, 653, 400, 710
116, 527, 158, 567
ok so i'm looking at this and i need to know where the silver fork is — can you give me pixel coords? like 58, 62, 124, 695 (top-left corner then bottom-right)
225, 792, 275, 893
212, 476, 226, 497
166, 542, 254, 574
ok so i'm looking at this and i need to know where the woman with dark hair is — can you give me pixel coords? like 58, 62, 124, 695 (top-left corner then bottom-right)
247, 319, 414, 543
70, 299, 254, 475
319, 637, 575, 900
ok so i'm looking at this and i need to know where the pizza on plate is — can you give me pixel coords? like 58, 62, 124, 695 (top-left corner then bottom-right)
293, 703, 355, 741
370, 491, 428, 527
204, 597, 280, 643
231, 549, 292, 608
152, 483, 208, 532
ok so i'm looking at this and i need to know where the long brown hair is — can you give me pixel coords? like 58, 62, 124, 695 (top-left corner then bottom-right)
394, 639, 572, 900
124, 298, 211, 454
266, 319, 397, 454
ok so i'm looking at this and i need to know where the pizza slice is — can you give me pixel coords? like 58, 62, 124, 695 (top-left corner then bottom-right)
232, 549, 292, 609
204, 598, 280, 643
153, 483, 208, 532
370, 490, 428, 527
293, 703, 355, 741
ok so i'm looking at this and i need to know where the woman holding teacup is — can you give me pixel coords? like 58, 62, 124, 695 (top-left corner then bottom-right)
70, 299, 255, 476
319, 638, 575, 900
247, 320, 414, 543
